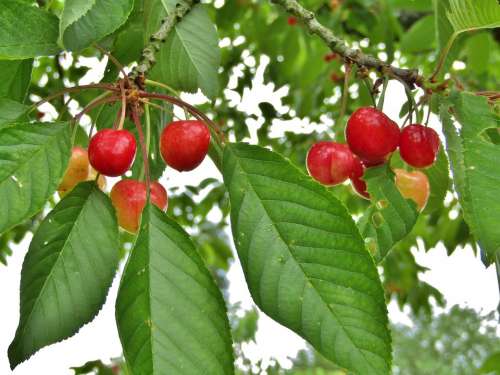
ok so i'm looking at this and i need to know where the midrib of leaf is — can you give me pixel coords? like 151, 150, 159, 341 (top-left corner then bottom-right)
18, 187, 97, 338
230, 153, 386, 372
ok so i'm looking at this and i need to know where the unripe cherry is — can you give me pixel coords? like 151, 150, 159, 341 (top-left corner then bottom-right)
399, 124, 440, 168
394, 168, 430, 211
160, 120, 210, 172
58, 147, 89, 196
88, 129, 136, 177
346, 107, 400, 165
110, 179, 168, 233
306, 141, 355, 186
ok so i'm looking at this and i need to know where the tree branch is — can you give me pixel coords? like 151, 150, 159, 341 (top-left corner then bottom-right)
130, 0, 197, 81
270, 0, 424, 89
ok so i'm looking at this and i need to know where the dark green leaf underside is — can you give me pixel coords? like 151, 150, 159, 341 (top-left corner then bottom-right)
223, 143, 391, 375
8, 182, 119, 368
116, 204, 234, 375
0, 122, 71, 235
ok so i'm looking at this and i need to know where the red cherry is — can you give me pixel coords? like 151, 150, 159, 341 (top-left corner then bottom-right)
306, 141, 354, 186
110, 179, 168, 233
88, 129, 136, 177
323, 53, 338, 62
349, 156, 369, 199
399, 124, 440, 168
346, 107, 400, 165
160, 120, 211, 172
287, 16, 298, 26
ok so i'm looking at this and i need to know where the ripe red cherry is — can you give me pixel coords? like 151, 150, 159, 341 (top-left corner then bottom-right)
306, 142, 355, 186
160, 120, 210, 172
349, 156, 369, 199
58, 147, 89, 196
399, 124, 440, 168
88, 129, 136, 177
110, 179, 168, 233
346, 107, 400, 165
287, 16, 298, 26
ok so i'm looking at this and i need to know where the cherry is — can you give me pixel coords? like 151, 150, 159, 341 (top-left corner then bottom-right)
287, 16, 298, 26
394, 168, 430, 211
160, 120, 210, 172
58, 147, 90, 196
110, 179, 168, 233
88, 129, 136, 177
346, 107, 400, 165
349, 156, 369, 199
306, 142, 355, 186
399, 124, 440, 168
324, 53, 337, 62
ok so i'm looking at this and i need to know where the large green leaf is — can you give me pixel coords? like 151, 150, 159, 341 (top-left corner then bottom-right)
0, 60, 33, 102
0, 99, 29, 127
440, 92, 500, 264
222, 143, 391, 375
0, 1, 60, 59
148, 2, 221, 99
8, 182, 119, 369
400, 15, 435, 53
60, 0, 134, 51
116, 204, 234, 375
0, 122, 71, 235
422, 147, 450, 214
447, 0, 500, 33
357, 165, 419, 263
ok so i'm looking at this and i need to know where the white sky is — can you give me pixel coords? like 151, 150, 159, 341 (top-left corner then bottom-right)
1, 57, 498, 374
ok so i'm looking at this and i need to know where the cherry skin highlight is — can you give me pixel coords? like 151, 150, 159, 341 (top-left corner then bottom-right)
399, 124, 440, 168
306, 142, 355, 186
88, 129, 136, 177
58, 147, 90, 196
160, 120, 211, 172
110, 179, 168, 233
349, 155, 370, 199
346, 107, 400, 165
394, 168, 430, 211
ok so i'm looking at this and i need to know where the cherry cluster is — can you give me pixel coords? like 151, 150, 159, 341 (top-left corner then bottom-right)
58, 120, 210, 233
307, 107, 440, 210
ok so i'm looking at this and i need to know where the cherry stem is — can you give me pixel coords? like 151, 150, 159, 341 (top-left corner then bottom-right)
376, 77, 388, 112
118, 80, 127, 130
144, 79, 189, 119
131, 106, 151, 194
363, 78, 377, 108
429, 32, 458, 82
425, 96, 432, 126
73, 96, 120, 125
339, 62, 352, 121
29, 84, 119, 112
94, 44, 129, 83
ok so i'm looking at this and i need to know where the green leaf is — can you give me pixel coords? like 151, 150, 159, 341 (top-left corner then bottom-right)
8, 182, 119, 369
0, 60, 33, 103
116, 204, 234, 375
446, 0, 500, 34
465, 32, 492, 74
440, 92, 500, 264
60, 0, 134, 51
149, 3, 221, 99
357, 165, 419, 262
422, 147, 450, 214
478, 351, 500, 374
0, 99, 29, 127
0, 122, 71, 235
400, 15, 435, 53
222, 143, 391, 375
0, 1, 60, 59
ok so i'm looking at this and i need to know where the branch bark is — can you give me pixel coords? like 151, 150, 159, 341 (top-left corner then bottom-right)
270, 0, 424, 89
129, 0, 196, 80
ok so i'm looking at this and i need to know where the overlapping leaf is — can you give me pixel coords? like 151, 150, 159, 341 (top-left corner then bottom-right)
8, 182, 119, 369
223, 143, 391, 375
0, 1, 60, 58
60, 0, 134, 51
423, 148, 450, 214
447, 0, 500, 33
148, 1, 221, 99
0, 60, 33, 103
440, 92, 500, 264
0, 122, 71, 234
116, 204, 234, 375
357, 165, 419, 262
0, 99, 29, 127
